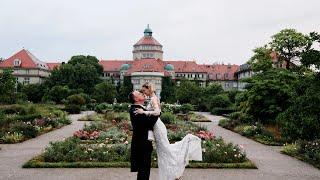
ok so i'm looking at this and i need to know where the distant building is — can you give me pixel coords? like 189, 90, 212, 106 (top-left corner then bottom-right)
99, 25, 239, 97
0, 49, 59, 84
1, 26, 240, 95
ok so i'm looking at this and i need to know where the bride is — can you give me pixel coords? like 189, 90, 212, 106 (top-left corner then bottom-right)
135, 82, 202, 180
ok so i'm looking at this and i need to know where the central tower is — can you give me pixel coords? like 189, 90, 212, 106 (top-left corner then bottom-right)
132, 25, 163, 60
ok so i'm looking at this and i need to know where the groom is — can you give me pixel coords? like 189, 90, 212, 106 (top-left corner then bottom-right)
129, 90, 159, 180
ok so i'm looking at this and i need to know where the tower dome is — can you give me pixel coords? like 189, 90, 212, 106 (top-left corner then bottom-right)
144, 24, 153, 36
133, 25, 163, 60
164, 64, 174, 71
120, 63, 130, 71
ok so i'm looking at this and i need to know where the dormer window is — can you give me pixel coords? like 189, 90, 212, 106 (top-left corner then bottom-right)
13, 59, 21, 67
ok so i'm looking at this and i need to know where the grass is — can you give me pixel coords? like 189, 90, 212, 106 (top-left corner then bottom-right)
23, 156, 256, 169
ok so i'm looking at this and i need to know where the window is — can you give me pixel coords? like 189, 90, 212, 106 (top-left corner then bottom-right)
156, 79, 161, 84
23, 77, 30, 84
13, 59, 21, 67
132, 79, 140, 84
216, 73, 221, 80
26, 69, 30, 74
224, 73, 229, 79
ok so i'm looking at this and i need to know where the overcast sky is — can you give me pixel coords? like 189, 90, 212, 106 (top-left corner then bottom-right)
0, 0, 319, 65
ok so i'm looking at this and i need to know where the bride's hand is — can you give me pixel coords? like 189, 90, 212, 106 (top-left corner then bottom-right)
134, 108, 144, 115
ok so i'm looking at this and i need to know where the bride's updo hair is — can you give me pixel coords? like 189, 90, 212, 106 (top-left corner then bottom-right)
142, 82, 155, 93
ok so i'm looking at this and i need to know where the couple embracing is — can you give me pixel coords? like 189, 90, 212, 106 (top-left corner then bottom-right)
129, 83, 202, 180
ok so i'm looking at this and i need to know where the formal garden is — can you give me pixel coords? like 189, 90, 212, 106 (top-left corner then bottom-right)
23, 103, 255, 169
0, 104, 70, 144
0, 28, 319, 172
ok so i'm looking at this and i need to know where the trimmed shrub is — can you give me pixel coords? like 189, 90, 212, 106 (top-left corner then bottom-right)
160, 112, 176, 124
180, 104, 194, 114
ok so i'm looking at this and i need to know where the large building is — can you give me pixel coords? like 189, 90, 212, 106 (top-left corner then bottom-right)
0, 26, 239, 97
99, 26, 239, 97
0, 49, 59, 84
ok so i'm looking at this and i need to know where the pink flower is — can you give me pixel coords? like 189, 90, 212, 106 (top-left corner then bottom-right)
196, 131, 214, 140
73, 130, 100, 140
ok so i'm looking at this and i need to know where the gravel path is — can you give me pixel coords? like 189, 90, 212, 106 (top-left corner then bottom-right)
0, 111, 319, 180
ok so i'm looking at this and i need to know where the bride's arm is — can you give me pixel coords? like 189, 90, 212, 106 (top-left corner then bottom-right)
135, 97, 161, 116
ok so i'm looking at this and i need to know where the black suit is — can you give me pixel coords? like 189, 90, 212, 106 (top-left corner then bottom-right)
129, 104, 158, 180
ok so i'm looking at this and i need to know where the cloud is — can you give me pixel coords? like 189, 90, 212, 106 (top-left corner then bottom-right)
0, 0, 319, 65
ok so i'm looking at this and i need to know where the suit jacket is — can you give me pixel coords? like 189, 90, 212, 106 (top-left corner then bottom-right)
129, 104, 159, 172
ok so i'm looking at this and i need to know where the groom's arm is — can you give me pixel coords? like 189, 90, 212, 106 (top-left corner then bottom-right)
134, 113, 158, 129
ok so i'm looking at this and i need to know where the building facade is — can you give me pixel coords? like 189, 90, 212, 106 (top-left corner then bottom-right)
0, 49, 59, 84
1, 26, 240, 95
100, 26, 239, 96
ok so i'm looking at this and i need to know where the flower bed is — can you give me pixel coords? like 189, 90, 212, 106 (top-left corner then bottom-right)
24, 112, 256, 169
281, 140, 320, 169
0, 104, 71, 144
219, 118, 285, 146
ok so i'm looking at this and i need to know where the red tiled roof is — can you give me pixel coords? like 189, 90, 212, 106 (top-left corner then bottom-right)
200, 64, 239, 80
134, 36, 162, 46
47, 63, 61, 70
99, 60, 132, 72
0, 49, 38, 69
164, 60, 207, 73
126, 59, 165, 75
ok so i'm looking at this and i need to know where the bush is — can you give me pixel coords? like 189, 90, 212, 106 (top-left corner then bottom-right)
98, 127, 127, 143
179, 104, 194, 114
218, 118, 230, 127
10, 121, 39, 138
206, 94, 231, 110
160, 112, 176, 124
67, 94, 86, 105
43, 138, 87, 162
94, 103, 111, 113
211, 107, 236, 116
0, 132, 24, 143
298, 139, 320, 164
114, 112, 129, 122
202, 138, 246, 163
83, 121, 105, 132
241, 125, 262, 137
1, 105, 27, 115
64, 104, 81, 114
44, 85, 70, 104
113, 103, 130, 112
168, 130, 187, 142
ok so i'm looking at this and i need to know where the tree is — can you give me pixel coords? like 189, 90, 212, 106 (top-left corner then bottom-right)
93, 81, 116, 103
43, 85, 70, 103
45, 55, 102, 94
0, 69, 16, 104
117, 76, 133, 102
239, 69, 298, 124
270, 29, 309, 69
68, 55, 103, 75
175, 80, 202, 105
247, 46, 273, 72
277, 34, 320, 140
22, 83, 47, 103
160, 77, 176, 103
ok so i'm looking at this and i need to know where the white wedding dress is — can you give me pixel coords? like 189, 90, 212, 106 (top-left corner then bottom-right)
146, 97, 202, 180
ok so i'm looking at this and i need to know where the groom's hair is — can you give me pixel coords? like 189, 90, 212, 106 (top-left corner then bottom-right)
128, 91, 135, 104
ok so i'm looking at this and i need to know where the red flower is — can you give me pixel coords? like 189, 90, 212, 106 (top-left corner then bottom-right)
196, 130, 214, 140
73, 130, 100, 140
